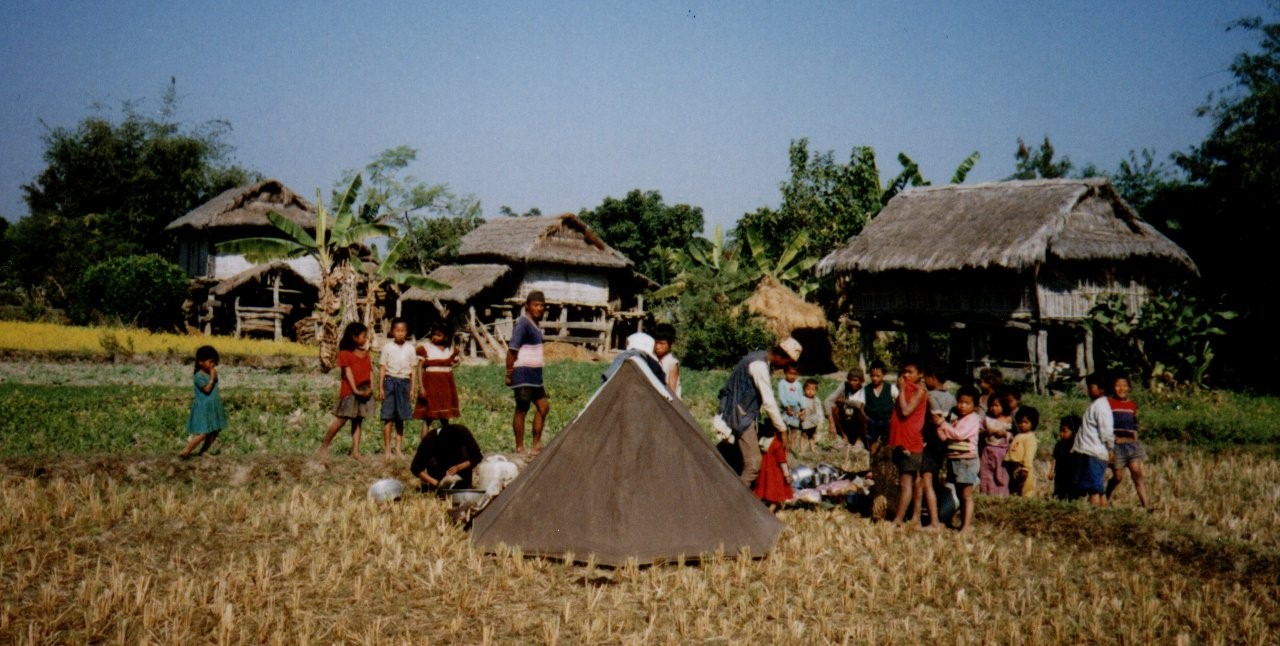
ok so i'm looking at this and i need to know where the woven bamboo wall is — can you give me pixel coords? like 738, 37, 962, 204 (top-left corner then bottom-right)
517, 268, 609, 306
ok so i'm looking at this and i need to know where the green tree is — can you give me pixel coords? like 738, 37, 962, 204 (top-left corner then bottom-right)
336, 146, 483, 274
1151, 12, 1280, 390
7, 81, 254, 299
578, 189, 704, 282
736, 139, 980, 263
1088, 289, 1235, 389
1008, 136, 1073, 180
72, 254, 189, 331
498, 206, 543, 217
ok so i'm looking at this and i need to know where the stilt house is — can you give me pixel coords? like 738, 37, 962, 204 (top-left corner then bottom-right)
164, 179, 322, 340
816, 178, 1198, 392
398, 214, 653, 358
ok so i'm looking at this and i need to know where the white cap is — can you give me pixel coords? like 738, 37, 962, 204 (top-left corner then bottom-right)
626, 332, 656, 356
779, 337, 803, 362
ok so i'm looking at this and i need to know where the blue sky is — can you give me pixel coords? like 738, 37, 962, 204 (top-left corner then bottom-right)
0, 1, 1266, 232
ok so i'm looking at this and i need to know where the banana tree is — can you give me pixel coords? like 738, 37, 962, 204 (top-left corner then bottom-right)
742, 226, 820, 296
359, 235, 451, 326
218, 175, 398, 370
650, 224, 753, 300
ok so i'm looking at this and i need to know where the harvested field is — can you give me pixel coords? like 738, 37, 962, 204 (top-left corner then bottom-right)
2, 357, 1279, 643
1, 455, 1277, 644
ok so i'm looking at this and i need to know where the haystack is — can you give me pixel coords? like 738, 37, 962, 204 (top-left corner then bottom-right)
745, 276, 834, 374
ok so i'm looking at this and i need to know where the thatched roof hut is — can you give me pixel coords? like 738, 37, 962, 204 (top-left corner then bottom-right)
457, 214, 632, 269
817, 178, 1198, 391
165, 179, 318, 235
398, 214, 653, 358
165, 180, 322, 341
817, 177, 1195, 277
744, 276, 835, 374
399, 264, 511, 307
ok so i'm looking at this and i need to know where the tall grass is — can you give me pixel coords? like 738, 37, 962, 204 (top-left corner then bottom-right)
0, 321, 314, 358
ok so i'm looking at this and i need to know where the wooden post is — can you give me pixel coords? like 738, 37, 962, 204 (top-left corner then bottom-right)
558, 303, 569, 338
1026, 328, 1037, 390
272, 275, 282, 341
1084, 327, 1095, 375
1075, 327, 1088, 383
234, 297, 242, 338
859, 320, 875, 373
203, 292, 215, 335
1035, 327, 1049, 394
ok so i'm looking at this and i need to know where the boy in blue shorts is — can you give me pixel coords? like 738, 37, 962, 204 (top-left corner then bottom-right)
1106, 375, 1151, 509
507, 291, 550, 456
1071, 373, 1115, 507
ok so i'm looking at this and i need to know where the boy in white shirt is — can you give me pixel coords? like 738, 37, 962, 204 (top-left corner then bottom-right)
1071, 373, 1115, 507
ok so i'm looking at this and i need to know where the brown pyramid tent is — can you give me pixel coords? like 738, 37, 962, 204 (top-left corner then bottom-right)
471, 358, 784, 566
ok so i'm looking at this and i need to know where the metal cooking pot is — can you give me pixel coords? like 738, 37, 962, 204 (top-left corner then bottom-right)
790, 465, 816, 490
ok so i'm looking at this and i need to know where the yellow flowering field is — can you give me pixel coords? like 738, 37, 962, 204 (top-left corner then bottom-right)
0, 321, 315, 358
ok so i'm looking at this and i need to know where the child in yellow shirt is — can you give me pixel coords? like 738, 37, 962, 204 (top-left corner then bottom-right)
1006, 406, 1040, 496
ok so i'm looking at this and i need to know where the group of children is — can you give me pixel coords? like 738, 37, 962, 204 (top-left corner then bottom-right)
182, 321, 1148, 528
183, 318, 465, 464
317, 318, 462, 459
750, 359, 1150, 530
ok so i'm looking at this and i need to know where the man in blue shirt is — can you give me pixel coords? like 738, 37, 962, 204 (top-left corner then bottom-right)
506, 291, 549, 456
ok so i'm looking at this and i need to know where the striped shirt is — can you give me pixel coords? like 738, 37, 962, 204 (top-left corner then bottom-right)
1109, 398, 1139, 440
509, 315, 544, 388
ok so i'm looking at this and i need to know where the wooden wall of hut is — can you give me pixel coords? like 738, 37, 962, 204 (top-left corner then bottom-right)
847, 270, 1033, 320
1036, 262, 1156, 322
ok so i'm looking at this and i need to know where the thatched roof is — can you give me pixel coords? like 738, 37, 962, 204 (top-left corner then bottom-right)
211, 261, 319, 296
457, 214, 632, 269
165, 179, 317, 233
399, 264, 510, 304
744, 276, 827, 338
817, 178, 1197, 276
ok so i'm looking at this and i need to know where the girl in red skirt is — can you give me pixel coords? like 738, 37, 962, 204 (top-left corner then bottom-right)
753, 426, 793, 510
415, 323, 461, 438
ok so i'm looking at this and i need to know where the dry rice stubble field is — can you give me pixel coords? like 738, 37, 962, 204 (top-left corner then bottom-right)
1, 453, 1277, 645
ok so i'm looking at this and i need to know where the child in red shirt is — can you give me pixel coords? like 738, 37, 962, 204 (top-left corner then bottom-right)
319, 323, 375, 458
889, 360, 929, 528
752, 426, 793, 511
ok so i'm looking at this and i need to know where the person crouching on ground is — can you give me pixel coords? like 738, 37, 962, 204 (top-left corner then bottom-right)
863, 360, 898, 456
712, 338, 803, 487
410, 423, 483, 492
825, 368, 867, 449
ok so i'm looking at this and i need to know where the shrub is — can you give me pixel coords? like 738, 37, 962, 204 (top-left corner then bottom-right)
71, 254, 189, 331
